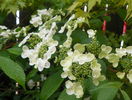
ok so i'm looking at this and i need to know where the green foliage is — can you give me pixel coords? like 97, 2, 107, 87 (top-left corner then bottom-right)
88, 0, 101, 12
71, 29, 91, 44
0, 56, 25, 88
120, 90, 131, 100
90, 82, 123, 100
58, 90, 81, 100
7, 45, 22, 56
40, 71, 64, 100
0, 0, 26, 14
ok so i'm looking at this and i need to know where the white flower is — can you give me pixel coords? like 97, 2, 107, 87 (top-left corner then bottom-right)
65, 81, 84, 98
61, 72, 68, 78
92, 69, 101, 78
99, 45, 112, 59
44, 61, 50, 68
66, 80, 73, 89
87, 29, 96, 38
116, 48, 126, 58
35, 58, 50, 71
59, 14, 75, 33
106, 53, 120, 68
47, 39, 58, 47
19, 33, 32, 47
60, 56, 72, 71
0, 25, 7, 29
21, 46, 32, 58
38, 29, 49, 38
126, 46, 132, 55
43, 52, 52, 60
127, 69, 132, 83
73, 43, 85, 53
77, 53, 95, 65
67, 50, 73, 56
66, 88, 75, 95
116, 72, 125, 79
48, 46, 56, 54
63, 37, 72, 48
77, 17, 85, 23
0, 30, 11, 38
37, 9, 51, 16
74, 85, 84, 98
30, 15, 42, 27
93, 75, 105, 86
72, 50, 81, 62
28, 51, 38, 65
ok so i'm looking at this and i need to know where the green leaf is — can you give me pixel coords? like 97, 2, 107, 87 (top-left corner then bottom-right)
27, 69, 38, 81
88, 0, 101, 12
0, 51, 10, 58
96, 31, 109, 45
90, 82, 123, 100
71, 29, 91, 45
40, 71, 64, 100
68, 1, 80, 14
88, 0, 97, 12
0, 56, 25, 88
121, 90, 131, 100
89, 19, 102, 29
58, 90, 81, 100
103, 16, 111, 22
97, 59, 107, 74
7, 46, 22, 56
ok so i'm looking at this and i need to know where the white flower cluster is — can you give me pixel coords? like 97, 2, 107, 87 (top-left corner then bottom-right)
99, 45, 120, 67
60, 48, 105, 98
58, 16, 105, 98
30, 9, 53, 27
65, 80, 84, 98
19, 9, 62, 71
0, 25, 27, 38
115, 46, 132, 83
59, 14, 85, 48
99, 44, 132, 83
87, 29, 96, 38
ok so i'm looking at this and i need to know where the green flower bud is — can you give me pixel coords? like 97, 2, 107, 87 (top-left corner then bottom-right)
71, 62, 91, 81
38, 45, 48, 58
26, 34, 42, 49
55, 47, 69, 63
85, 38, 101, 56
120, 55, 132, 71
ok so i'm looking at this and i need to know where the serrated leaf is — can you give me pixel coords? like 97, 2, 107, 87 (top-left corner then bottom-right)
90, 82, 123, 100
0, 56, 25, 88
58, 90, 81, 100
40, 70, 64, 100
121, 90, 131, 100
